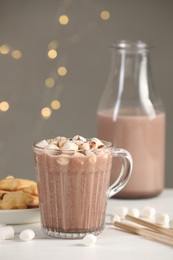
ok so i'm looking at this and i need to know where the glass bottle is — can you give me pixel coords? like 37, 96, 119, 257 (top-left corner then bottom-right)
97, 40, 166, 199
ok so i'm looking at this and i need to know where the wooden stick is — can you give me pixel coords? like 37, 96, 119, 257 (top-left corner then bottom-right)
114, 221, 173, 246
125, 214, 173, 238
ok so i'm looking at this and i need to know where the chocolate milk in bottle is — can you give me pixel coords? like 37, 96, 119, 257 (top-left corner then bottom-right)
97, 41, 166, 198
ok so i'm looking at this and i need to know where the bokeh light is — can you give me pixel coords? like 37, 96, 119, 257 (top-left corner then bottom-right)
100, 10, 110, 20
0, 101, 10, 112
11, 50, 22, 59
51, 100, 61, 110
41, 107, 52, 119
58, 15, 69, 25
48, 49, 58, 59
45, 77, 55, 88
0, 44, 10, 55
57, 66, 67, 76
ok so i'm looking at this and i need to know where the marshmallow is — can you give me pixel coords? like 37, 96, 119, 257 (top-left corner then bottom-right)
140, 206, 156, 219
128, 208, 140, 218
79, 142, 90, 151
82, 234, 97, 246
46, 144, 60, 156
55, 136, 67, 147
155, 213, 170, 227
111, 214, 121, 224
19, 229, 35, 242
37, 140, 48, 148
0, 226, 14, 240
73, 135, 86, 143
61, 141, 78, 151
90, 138, 104, 149
48, 139, 58, 146
169, 219, 173, 229
46, 144, 59, 151
115, 207, 128, 218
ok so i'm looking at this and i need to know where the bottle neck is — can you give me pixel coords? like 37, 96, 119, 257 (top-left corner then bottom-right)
114, 49, 151, 92
111, 48, 161, 118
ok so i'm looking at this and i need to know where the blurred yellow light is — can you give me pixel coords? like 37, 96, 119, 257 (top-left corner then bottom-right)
48, 40, 58, 50
0, 101, 10, 112
11, 50, 22, 59
45, 77, 55, 88
51, 100, 61, 110
100, 10, 110, 20
48, 49, 57, 59
57, 66, 67, 76
41, 107, 52, 119
0, 44, 10, 54
59, 15, 69, 25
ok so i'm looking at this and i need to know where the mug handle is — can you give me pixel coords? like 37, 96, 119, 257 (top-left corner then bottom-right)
108, 148, 133, 198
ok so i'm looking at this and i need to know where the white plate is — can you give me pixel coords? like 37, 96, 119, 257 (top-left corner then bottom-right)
0, 208, 40, 225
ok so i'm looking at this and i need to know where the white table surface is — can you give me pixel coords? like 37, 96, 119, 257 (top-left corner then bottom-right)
1, 189, 173, 260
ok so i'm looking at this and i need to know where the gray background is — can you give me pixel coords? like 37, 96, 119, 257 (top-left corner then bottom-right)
0, 0, 172, 187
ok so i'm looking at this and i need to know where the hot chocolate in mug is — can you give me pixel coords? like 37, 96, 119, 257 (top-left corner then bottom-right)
33, 136, 132, 239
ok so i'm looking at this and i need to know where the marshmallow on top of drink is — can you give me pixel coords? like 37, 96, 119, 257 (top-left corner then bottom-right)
36, 135, 107, 156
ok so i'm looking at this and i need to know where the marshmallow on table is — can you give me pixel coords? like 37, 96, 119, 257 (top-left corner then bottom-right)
82, 234, 97, 246
111, 214, 121, 224
0, 226, 14, 240
128, 208, 140, 218
155, 213, 170, 227
115, 207, 128, 218
19, 229, 35, 242
140, 206, 156, 220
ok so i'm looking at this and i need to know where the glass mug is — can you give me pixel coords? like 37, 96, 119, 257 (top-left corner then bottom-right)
33, 139, 132, 239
